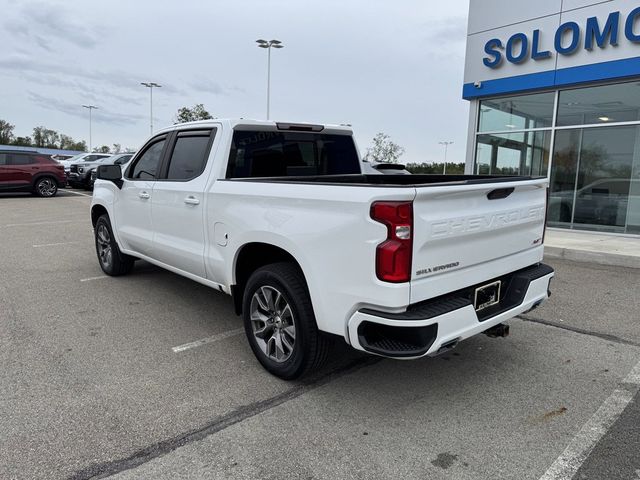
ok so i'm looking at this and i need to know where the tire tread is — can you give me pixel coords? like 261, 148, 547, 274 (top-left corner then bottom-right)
243, 262, 333, 379
95, 214, 135, 276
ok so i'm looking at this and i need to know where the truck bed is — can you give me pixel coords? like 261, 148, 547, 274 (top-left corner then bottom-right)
226, 174, 541, 187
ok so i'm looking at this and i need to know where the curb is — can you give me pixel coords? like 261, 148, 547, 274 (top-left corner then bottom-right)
544, 246, 640, 269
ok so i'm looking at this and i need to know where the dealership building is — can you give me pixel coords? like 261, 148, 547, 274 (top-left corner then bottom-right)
463, 0, 640, 235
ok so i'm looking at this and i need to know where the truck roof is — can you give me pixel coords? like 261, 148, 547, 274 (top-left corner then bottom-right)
156, 119, 354, 135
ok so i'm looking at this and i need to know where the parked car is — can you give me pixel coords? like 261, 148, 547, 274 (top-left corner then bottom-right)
0, 150, 66, 197
88, 154, 135, 189
50, 154, 75, 162
67, 153, 112, 189
92, 119, 553, 379
549, 178, 639, 227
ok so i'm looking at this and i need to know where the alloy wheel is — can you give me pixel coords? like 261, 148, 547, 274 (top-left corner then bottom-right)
96, 224, 113, 269
250, 286, 296, 363
37, 179, 57, 197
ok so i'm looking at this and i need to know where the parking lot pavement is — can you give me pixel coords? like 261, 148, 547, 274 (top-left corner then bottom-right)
520, 259, 640, 347
1, 195, 639, 480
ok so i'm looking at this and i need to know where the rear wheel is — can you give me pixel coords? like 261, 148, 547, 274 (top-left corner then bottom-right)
94, 214, 135, 276
33, 177, 58, 197
242, 262, 332, 380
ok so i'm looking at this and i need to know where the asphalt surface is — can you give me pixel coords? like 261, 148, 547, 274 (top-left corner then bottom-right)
0, 189, 639, 480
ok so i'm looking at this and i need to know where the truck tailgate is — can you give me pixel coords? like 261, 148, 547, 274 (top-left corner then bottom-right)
410, 178, 548, 304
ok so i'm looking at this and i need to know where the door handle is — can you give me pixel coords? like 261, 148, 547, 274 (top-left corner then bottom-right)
139, 192, 150, 199
184, 196, 200, 205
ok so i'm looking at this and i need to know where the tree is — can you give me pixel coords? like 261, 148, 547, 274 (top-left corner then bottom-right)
12, 136, 33, 147
94, 145, 111, 153
0, 119, 15, 144
32, 126, 60, 148
59, 134, 75, 150
112, 143, 122, 154
363, 133, 405, 164
175, 104, 214, 124
405, 162, 466, 174
59, 134, 87, 152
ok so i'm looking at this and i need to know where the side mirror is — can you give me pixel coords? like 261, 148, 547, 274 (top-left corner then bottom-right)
97, 164, 123, 189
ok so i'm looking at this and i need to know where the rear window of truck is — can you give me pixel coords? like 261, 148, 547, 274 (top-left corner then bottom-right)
226, 130, 360, 178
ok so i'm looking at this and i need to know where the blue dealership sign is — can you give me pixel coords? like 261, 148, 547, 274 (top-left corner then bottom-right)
483, 8, 640, 69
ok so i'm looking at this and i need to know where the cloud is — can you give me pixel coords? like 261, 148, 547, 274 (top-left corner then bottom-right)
189, 79, 245, 96
420, 16, 468, 62
0, 54, 181, 99
28, 91, 145, 126
5, 1, 99, 50
190, 80, 226, 96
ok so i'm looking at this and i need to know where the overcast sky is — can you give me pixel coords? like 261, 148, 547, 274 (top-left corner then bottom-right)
0, 0, 470, 164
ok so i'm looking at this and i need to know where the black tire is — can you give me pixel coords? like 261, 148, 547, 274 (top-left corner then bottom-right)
242, 262, 332, 380
94, 214, 135, 276
33, 177, 58, 197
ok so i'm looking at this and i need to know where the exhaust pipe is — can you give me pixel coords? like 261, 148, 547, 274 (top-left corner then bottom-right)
483, 323, 510, 338
436, 338, 460, 355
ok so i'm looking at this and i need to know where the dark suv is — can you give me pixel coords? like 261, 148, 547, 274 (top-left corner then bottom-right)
0, 150, 66, 197
68, 154, 112, 189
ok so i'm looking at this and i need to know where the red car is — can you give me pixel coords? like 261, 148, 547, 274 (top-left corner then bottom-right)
0, 150, 67, 197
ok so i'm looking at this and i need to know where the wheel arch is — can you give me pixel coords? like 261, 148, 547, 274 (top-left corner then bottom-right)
91, 204, 109, 227
231, 242, 308, 316
31, 172, 61, 188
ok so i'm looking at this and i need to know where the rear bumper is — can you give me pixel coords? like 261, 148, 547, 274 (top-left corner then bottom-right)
347, 263, 554, 358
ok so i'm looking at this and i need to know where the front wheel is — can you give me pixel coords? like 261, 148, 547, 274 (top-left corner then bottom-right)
94, 214, 135, 276
242, 262, 332, 380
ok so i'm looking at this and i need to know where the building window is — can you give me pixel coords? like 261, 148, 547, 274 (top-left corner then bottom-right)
557, 82, 640, 127
475, 131, 551, 176
549, 126, 640, 233
473, 81, 640, 234
479, 92, 555, 132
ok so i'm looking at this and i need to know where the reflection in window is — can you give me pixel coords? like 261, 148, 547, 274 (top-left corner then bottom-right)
479, 92, 555, 132
549, 126, 640, 232
130, 140, 166, 180
475, 131, 551, 176
557, 82, 640, 127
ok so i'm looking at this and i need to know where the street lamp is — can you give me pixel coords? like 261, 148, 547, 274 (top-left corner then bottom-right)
141, 82, 162, 135
256, 39, 284, 120
438, 141, 454, 175
82, 105, 98, 152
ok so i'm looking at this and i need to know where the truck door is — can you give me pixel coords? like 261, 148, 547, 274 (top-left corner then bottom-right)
115, 135, 168, 257
150, 128, 217, 278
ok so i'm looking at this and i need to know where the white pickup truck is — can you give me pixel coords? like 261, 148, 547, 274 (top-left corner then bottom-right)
92, 119, 554, 379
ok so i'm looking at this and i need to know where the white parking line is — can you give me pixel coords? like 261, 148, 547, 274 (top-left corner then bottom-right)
1, 219, 83, 228
60, 189, 92, 197
172, 328, 245, 353
538, 360, 640, 480
80, 275, 108, 282
33, 241, 80, 248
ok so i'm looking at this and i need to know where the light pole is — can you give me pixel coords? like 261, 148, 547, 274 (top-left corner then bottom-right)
141, 82, 162, 135
438, 141, 454, 175
256, 39, 284, 120
82, 105, 98, 152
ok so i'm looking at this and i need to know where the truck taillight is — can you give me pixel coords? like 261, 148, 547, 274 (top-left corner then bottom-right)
370, 201, 413, 283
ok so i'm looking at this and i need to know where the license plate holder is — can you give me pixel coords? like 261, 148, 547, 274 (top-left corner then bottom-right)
474, 281, 502, 311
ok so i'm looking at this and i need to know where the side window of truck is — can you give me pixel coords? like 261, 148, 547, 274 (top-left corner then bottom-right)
127, 138, 166, 180
164, 129, 215, 181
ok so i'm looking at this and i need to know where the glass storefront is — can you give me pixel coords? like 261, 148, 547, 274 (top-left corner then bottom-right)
473, 81, 640, 235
